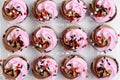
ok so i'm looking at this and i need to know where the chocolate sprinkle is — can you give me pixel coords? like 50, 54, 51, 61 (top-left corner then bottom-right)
101, 60, 104, 63
108, 63, 111, 65
67, 64, 72, 67
41, 61, 44, 64
3, 34, 5, 38
109, 49, 112, 51
23, 74, 26, 77
53, 74, 57, 76
17, 6, 20, 8
16, 29, 19, 31
97, 67, 104, 71
77, 0, 80, 3
11, 50, 14, 53
27, 63, 29, 70
56, 16, 58, 18
103, 51, 106, 53
39, 72, 44, 76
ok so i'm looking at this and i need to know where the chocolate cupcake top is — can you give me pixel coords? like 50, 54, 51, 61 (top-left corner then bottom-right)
2, 56, 29, 80
32, 0, 58, 23
2, 0, 28, 24
32, 55, 58, 80
88, 0, 116, 23
90, 24, 118, 52
60, 26, 88, 52
60, 55, 88, 79
31, 26, 57, 53
91, 56, 119, 80
3, 26, 29, 53
60, 0, 87, 22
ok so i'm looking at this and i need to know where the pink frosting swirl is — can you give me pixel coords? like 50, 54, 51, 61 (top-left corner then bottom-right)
36, 0, 58, 23
94, 56, 118, 80
92, 26, 118, 52
65, 0, 87, 22
37, 57, 58, 80
65, 56, 88, 80
90, 0, 116, 23
61, 27, 88, 52
5, 57, 29, 80
35, 27, 57, 52
7, 27, 29, 52
5, 0, 28, 24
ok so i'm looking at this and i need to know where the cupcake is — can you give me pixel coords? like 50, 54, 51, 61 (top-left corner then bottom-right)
88, 0, 117, 23
2, 0, 28, 24
60, 0, 87, 22
31, 26, 58, 53
32, 0, 58, 23
2, 55, 29, 80
32, 55, 58, 80
60, 55, 88, 80
60, 26, 88, 52
3, 26, 29, 53
90, 24, 118, 52
91, 56, 119, 80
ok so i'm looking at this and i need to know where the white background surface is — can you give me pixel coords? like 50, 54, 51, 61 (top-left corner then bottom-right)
0, 0, 120, 80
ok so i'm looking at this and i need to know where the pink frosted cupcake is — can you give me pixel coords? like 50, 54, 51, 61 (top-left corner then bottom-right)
60, 0, 87, 22
32, 55, 58, 80
88, 0, 117, 23
2, 55, 29, 80
90, 24, 118, 52
2, 0, 28, 24
31, 26, 58, 52
3, 26, 29, 53
60, 26, 88, 52
60, 55, 88, 80
32, 0, 58, 23
91, 56, 119, 80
